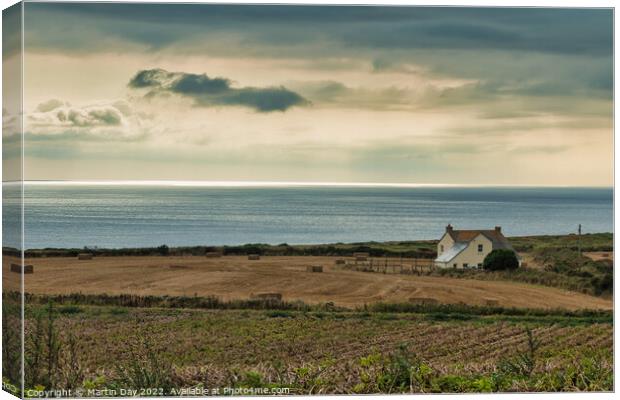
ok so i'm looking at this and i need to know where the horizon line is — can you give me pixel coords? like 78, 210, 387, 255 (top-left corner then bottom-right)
5, 180, 614, 188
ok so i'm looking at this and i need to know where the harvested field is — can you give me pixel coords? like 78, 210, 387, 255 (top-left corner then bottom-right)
2, 256, 22, 292
22, 255, 611, 310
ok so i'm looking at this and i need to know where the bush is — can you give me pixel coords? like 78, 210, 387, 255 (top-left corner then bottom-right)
483, 249, 519, 271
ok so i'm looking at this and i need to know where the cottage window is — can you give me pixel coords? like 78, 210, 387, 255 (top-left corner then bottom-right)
440, 245, 444, 253
477, 263, 482, 268
478, 244, 483, 252
463, 263, 468, 268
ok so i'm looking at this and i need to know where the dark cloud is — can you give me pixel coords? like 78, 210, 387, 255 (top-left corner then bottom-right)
128, 68, 308, 112
19, 4, 612, 120
24, 5, 612, 57
2, 3, 22, 59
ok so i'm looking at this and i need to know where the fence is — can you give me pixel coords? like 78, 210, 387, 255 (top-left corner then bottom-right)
336, 256, 435, 275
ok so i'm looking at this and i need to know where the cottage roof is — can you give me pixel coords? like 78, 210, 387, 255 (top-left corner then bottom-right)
435, 242, 468, 263
447, 229, 514, 251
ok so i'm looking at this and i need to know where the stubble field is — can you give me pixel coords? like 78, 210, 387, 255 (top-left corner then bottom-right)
15, 255, 612, 310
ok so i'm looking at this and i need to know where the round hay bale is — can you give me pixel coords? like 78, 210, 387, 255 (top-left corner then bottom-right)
408, 297, 439, 306
485, 299, 500, 307
250, 293, 282, 301
10, 263, 33, 274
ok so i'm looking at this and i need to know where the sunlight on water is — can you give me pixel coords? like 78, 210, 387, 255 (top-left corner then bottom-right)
5, 185, 613, 249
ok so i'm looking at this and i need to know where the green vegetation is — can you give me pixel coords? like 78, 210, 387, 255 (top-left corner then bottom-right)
12, 240, 438, 259
483, 249, 519, 271
15, 292, 612, 323
5, 299, 612, 396
2, 298, 22, 391
509, 233, 612, 253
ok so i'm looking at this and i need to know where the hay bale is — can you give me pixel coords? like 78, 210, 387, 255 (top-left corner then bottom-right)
355, 256, 367, 262
602, 253, 610, 258
251, 293, 282, 301
77, 253, 93, 260
334, 259, 346, 265
353, 252, 369, 258
408, 297, 438, 306
485, 299, 499, 307
248, 254, 260, 260
306, 265, 323, 273
206, 252, 222, 258
10, 264, 33, 274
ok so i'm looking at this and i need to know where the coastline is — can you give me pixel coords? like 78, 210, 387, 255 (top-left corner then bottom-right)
5, 232, 612, 256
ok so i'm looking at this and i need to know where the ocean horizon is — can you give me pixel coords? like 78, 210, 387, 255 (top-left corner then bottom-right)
2, 183, 613, 250
12, 180, 616, 188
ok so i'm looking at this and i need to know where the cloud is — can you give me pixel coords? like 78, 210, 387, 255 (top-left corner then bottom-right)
292, 80, 413, 110
27, 100, 148, 142
128, 68, 308, 112
2, 107, 19, 136
30, 102, 124, 128
2, 3, 22, 59
24, 5, 612, 57
36, 99, 67, 113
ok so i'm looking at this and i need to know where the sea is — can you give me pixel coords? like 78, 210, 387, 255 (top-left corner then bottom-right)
1, 183, 613, 250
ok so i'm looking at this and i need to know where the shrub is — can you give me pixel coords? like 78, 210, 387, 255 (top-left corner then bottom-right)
483, 249, 519, 271
157, 244, 169, 256
113, 335, 174, 394
58, 305, 83, 315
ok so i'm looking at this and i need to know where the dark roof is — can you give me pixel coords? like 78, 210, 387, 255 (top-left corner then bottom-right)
447, 229, 514, 251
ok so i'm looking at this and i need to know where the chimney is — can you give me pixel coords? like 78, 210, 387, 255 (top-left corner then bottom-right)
495, 226, 501, 233
446, 224, 453, 233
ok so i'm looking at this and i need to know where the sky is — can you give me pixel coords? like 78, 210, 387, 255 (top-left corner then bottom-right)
2, 3, 614, 185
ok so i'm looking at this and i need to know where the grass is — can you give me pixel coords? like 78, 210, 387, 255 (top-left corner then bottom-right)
2, 297, 22, 392
15, 292, 612, 322
8, 300, 612, 395
430, 264, 612, 297
509, 233, 613, 253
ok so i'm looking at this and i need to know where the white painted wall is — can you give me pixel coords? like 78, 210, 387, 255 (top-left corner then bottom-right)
436, 234, 493, 269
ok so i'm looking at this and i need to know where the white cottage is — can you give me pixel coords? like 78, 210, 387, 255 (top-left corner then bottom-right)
434, 224, 517, 269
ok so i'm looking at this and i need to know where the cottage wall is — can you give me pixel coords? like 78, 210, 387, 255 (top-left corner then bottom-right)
443, 234, 493, 269
437, 234, 454, 257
